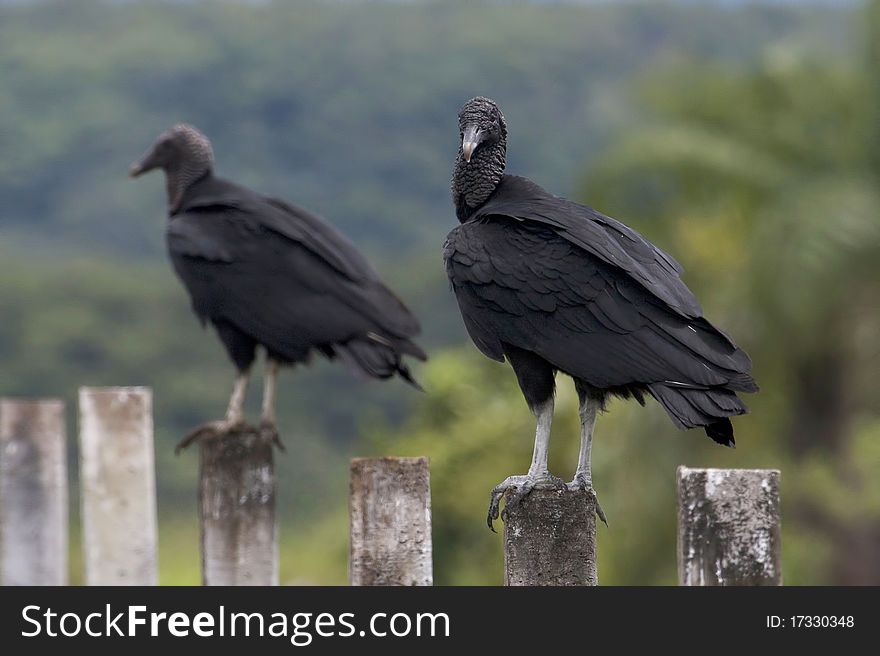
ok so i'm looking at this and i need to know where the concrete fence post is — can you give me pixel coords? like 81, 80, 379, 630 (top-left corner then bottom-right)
79, 387, 158, 585
677, 466, 782, 586
0, 398, 68, 586
349, 457, 432, 586
503, 487, 598, 586
198, 429, 278, 586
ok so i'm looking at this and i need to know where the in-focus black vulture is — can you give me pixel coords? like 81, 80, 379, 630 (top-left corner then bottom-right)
444, 98, 757, 528
130, 124, 426, 448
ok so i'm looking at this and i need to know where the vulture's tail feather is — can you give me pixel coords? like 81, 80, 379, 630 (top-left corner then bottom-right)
648, 383, 747, 447
333, 338, 424, 390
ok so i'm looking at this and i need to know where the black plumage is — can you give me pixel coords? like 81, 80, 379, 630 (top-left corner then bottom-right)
168, 175, 425, 378
447, 176, 756, 442
131, 124, 425, 443
445, 97, 757, 526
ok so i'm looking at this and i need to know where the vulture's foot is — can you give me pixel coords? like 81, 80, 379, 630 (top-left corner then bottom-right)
567, 471, 608, 527
258, 420, 286, 452
486, 472, 565, 532
175, 419, 249, 454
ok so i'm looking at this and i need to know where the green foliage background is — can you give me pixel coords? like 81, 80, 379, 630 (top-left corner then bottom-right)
0, 0, 876, 584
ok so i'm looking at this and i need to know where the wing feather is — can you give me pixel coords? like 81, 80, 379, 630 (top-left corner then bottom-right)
444, 218, 753, 391
168, 192, 423, 362
473, 175, 702, 318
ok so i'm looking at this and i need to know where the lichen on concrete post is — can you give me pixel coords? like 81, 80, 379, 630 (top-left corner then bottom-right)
349, 456, 432, 586
677, 466, 781, 586
503, 487, 597, 586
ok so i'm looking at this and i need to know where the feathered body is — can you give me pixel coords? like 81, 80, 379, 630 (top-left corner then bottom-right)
445, 98, 756, 447
169, 174, 425, 383
130, 124, 424, 445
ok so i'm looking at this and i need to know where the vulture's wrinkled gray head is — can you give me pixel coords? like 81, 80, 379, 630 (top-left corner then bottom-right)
457, 96, 507, 163
129, 124, 214, 213
452, 97, 508, 221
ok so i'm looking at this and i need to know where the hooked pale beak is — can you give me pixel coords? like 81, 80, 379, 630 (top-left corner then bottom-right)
461, 124, 482, 163
128, 147, 159, 178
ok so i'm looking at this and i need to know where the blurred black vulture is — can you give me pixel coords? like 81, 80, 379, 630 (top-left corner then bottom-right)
444, 98, 757, 528
130, 124, 425, 448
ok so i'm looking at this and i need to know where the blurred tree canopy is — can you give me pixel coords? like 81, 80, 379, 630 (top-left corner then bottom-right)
0, 0, 850, 257
0, 0, 875, 584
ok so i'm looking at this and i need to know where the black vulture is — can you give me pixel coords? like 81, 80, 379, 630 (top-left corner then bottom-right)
130, 124, 426, 448
444, 97, 757, 528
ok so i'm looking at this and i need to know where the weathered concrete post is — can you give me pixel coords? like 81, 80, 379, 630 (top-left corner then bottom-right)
79, 387, 158, 585
503, 487, 597, 586
199, 429, 278, 586
677, 466, 781, 586
0, 399, 68, 586
349, 457, 432, 586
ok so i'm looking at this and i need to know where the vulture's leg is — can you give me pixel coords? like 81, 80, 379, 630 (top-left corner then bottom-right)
226, 371, 249, 423
568, 381, 607, 525
486, 396, 565, 530
486, 348, 565, 530
259, 358, 285, 450
176, 370, 249, 452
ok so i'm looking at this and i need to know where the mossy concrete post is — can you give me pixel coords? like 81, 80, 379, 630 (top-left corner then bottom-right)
199, 429, 278, 586
503, 487, 598, 586
349, 457, 432, 586
677, 467, 781, 586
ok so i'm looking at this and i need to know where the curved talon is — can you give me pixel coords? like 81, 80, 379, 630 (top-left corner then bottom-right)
176, 424, 215, 454
175, 434, 197, 455
175, 419, 248, 454
567, 473, 608, 526
487, 488, 504, 532
486, 473, 565, 531
505, 482, 536, 514
595, 497, 608, 527
258, 420, 286, 452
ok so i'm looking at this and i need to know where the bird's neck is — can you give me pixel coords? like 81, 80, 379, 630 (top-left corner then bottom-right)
452, 142, 506, 222
166, 162, 212, 215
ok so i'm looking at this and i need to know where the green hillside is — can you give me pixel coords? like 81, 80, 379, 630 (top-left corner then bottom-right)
2, 0, 876, 585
